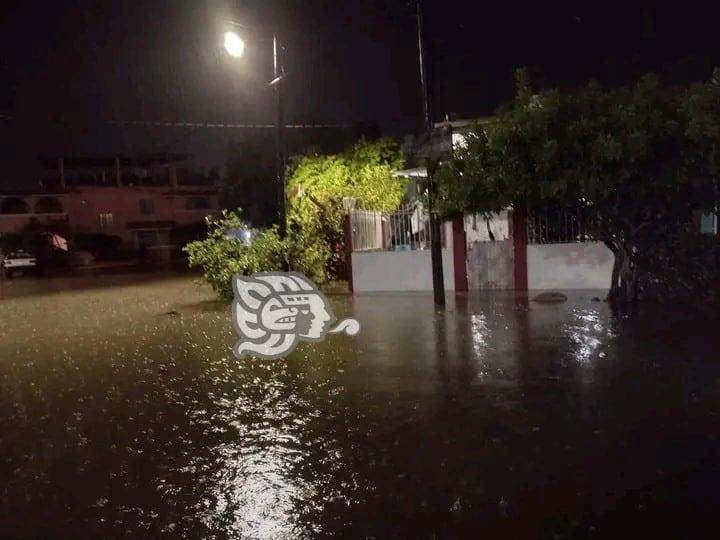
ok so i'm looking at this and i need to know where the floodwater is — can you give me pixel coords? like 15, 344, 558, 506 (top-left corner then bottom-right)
1, 275, 719, 539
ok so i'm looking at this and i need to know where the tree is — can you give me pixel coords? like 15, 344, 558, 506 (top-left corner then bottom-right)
287, 138, 406, 280
437, 73, 720, 303
186, 138, 407, 300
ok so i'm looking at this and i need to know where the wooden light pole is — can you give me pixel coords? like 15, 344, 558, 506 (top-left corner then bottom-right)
416, 0, 445, 306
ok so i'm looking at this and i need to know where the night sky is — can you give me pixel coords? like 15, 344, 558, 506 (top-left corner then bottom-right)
1, 1, 719, 188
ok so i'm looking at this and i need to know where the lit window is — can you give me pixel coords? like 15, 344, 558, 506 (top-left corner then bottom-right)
99, 213, 113, 227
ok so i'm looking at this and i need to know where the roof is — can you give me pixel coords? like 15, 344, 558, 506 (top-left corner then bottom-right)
433, 117, 493, 130
39, 154, 190, 169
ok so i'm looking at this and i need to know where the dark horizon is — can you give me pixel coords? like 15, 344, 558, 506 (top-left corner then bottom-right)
2, 1, 719, 188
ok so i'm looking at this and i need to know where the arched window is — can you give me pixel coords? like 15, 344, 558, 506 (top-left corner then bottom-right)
34, 197, 64, 214
0, 198, 30, 215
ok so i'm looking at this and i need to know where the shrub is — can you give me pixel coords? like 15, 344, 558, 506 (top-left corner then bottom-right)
184, 210, 327, 299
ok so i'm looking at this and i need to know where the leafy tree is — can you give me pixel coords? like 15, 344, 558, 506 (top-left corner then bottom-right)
437, 73, 720, 303
186, 139, 407, 300
287, 138, 406, 279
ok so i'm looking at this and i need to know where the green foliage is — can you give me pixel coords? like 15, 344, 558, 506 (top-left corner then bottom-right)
437, 73, 720, 302
182, 211, 284, 299
184, 210, 332, 300
287, 138, 406, 279
639, 231, 720, 307
186, 139, 408, 299
288, 137, 405, 224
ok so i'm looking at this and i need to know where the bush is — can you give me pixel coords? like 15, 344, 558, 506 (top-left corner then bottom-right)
184, 210, 327, 300
639, 232, 720, 307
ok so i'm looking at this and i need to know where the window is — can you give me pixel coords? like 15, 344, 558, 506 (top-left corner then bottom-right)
186, 197, 212, 210
139, 199, 155, 215
99, 213, 113, 227
700, 212, 717, 234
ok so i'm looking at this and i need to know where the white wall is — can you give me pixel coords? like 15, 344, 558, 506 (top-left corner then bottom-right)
527, 242, 614, 290
352, 249, 455, 292
467, 240, 514, 290
464, 211, 510, 243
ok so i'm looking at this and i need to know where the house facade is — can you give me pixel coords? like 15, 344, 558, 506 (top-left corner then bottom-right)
345, 119, 618, 293
0, 155, 219, 255
347, 118, 719, 294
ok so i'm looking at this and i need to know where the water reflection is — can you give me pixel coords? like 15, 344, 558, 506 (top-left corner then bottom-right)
564, 308, 609, 365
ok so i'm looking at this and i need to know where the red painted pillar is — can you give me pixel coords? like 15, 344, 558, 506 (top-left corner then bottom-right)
512, 206, 528, 291
344, 214, 353, 293
452, 217, 468, 292
691, 211, 700, 234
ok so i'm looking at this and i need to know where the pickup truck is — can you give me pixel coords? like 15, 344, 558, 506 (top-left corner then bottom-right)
2, 250, 37, 278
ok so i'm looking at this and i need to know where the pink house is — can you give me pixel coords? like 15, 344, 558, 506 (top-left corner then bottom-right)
0, 155, 219, 253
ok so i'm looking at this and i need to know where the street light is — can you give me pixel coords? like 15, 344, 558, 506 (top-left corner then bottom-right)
223, 31, 246, 58
223, 24, 287, 240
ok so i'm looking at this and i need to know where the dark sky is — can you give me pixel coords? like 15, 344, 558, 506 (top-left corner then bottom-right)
1, 1, 719, 187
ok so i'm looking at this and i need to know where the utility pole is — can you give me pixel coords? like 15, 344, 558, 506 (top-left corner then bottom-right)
416, 0, 445, 306
273, 29, 287, 240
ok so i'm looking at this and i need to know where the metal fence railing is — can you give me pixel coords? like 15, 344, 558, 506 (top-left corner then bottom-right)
386, 203, 431, 251
349, 203, 443, 252
349, 210, 383, 251
526, 208, 592, 244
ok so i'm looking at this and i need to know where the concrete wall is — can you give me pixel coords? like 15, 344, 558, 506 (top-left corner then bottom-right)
527, 241, 614, 290
352, 248, 455, 292
464, 211, 510, 243
467, 239, 515, 290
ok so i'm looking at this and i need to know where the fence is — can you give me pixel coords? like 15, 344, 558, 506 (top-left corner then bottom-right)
526, 207, 592, 244
349, 203, 437, 252
386, 203, 431, 250
349, 210, 383, 251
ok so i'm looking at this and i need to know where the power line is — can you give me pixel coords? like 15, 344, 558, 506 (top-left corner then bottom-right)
0, 115, 355, 129
109, 119, 355, 129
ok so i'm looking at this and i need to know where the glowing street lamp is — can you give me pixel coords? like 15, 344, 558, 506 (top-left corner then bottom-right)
223, 31, 246, 58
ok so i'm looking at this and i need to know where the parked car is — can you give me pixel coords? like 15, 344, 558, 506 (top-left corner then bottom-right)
2, 250, 37, 278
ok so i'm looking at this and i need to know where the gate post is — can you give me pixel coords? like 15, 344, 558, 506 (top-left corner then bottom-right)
512, 206, 528, 291
344, 213, 353, 293
452, 217, 468, 292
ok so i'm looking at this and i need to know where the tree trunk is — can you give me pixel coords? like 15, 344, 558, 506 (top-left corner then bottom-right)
608, 249, 640, 305
608, 252, 621, 300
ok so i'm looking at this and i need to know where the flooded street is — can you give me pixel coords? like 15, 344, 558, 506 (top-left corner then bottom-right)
1, 275, 720, 538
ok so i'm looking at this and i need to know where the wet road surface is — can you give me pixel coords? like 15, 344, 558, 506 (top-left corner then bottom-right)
1, 275, 719, 538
